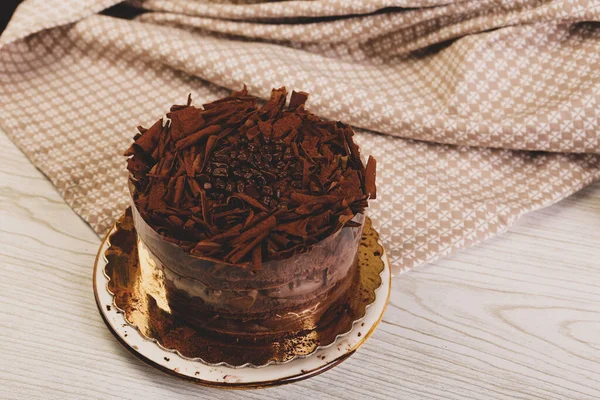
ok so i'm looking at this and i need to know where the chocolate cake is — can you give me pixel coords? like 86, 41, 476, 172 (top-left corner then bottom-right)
125, 86, 376, 340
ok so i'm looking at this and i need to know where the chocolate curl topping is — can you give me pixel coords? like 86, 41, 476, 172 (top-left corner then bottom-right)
365, 156, 377, 200
260, 87, 287, 120
233, 192, 269, 213
232, 215, 277, 247
228, 229, 269, 264
289, 91, 309, 109
125, 86, 376, 267
173, 175, 186, 206
175, 125, 221, 151
124, 119, 163, 156
227, 215, 276, 264
168, 106, 205, 140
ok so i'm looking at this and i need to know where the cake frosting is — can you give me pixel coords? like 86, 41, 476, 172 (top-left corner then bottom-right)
124, 86, 376, 340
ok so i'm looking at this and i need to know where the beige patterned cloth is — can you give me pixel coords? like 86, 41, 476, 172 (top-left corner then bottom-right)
1, 0, 599, 275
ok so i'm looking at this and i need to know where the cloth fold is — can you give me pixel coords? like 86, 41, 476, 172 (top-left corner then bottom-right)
0, 0, 598, 275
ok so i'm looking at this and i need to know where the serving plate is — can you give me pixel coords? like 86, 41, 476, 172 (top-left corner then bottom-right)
93, 210, 391, 388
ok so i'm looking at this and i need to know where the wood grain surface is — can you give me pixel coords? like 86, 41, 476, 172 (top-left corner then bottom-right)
1, 130, 599, 400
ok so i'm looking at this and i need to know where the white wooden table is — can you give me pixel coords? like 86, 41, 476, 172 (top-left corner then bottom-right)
1, 129, 599, 400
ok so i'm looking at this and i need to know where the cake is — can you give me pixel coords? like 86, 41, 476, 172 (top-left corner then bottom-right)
124, 86, 376, 341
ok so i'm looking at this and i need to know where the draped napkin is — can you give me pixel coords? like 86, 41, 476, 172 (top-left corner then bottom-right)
1, 0, 598, 275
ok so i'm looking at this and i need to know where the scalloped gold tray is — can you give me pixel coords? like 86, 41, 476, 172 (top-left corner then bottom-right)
94, 209, 390, 387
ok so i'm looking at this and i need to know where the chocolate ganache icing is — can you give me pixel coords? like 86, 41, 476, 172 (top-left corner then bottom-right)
125, 87, 376, 339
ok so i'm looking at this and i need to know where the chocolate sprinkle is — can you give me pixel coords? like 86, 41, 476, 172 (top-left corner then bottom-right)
125, 86, 376, 267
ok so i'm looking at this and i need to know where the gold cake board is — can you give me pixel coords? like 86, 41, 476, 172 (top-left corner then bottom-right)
93, 210, 391, 389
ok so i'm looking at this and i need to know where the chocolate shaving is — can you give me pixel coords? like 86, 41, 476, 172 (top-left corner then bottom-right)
175, 125, 221, 151
233, 193, 269, 212
125, 86, 376, 267
276, 218, 310, 237
167, 106, 205, 140
232, 215, 276, 246
206, 223, 243, 243
124, 119, 163, 156
192, 153, 204, 174
289, 91, 309, 110
259, 87, 287, 120
242, 210, 255, 231
191, 241, 221, 255
227, 229, 270, 264
365, 156, 377, 199
173, 175, 185, 206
